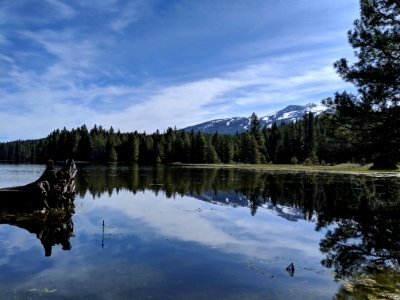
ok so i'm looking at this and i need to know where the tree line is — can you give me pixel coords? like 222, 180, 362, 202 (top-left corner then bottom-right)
0, 112, 357, 165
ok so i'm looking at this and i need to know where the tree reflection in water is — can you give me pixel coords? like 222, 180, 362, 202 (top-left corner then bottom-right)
316, 179, 400, 298
0, 206, 74, 257
74, 164, 400, 297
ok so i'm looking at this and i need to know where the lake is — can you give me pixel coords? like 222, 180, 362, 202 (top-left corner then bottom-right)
0, 163, 399, 299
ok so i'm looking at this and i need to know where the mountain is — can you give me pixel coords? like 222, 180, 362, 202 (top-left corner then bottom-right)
183, 103, 328, 134
191, 190, 315, 221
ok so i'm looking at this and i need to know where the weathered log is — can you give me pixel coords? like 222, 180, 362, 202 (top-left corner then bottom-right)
0, 159, 77, 212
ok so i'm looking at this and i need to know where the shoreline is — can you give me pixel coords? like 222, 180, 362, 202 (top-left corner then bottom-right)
1, 161, 399, 177
170, 163, 400, 177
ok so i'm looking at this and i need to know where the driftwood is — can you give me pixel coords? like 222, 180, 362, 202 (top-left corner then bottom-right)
0, 159, 77, 212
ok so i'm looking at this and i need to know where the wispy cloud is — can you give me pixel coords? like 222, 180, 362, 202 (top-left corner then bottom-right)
93, 57, 351, 133
44, 0, 76, 18
0, 34, 7, 45
109, 1, 153, 32
0, 40, 352, 141
0, 0, 360, 141
0, 53, 13, 63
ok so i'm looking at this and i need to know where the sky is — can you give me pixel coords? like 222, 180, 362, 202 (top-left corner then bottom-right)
0, 0, 360, 142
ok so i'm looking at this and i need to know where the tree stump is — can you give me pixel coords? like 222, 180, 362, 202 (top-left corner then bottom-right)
0, 159, 77, 212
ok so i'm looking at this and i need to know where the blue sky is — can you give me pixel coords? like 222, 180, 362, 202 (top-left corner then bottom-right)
0, 0, 359, 141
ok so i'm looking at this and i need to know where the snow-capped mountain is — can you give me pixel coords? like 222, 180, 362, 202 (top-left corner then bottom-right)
191, 190, 315, 221
183, 103, 328, 134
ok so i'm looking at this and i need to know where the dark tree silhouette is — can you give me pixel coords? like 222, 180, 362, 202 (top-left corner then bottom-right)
324, 0, 400, 169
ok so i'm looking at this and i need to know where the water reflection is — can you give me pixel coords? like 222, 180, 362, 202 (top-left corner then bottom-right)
1, 164, 399, 298
0, 207, 74, 257
0, 160, 76, 257
75, 164, 400, 295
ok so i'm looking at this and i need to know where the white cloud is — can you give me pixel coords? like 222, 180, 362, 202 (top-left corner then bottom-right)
0, 225, 40, 261
20, 30, 97, 71
74, 190, 325, 260
0, 53, 13, 63
0, 0, 358, 141
0, 45, 352, 141
109, 1, 153, 32
0, 34, 8, 45
0, 188, 335, 298
91, 55, 349, 132
94, 77, 245, 131
45, 0, 76, 18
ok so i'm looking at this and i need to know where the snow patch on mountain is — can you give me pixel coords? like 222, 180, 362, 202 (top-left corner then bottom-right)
183, 103, 328, 134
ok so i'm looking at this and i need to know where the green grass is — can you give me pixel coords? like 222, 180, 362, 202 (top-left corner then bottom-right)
171, 162, 400, 175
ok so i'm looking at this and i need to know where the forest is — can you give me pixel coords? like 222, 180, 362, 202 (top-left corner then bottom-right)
0, 112, 358, 166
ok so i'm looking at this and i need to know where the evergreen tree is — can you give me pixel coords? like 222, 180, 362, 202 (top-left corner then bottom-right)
249, 135, 261, 164
192, 131, 206, 163
107, 144, 118, 162
175, 130, 192, 163
155, 141, 164, 163
131, 134, 140, 163
140, 135, 154, 163
325, 0, 400, 169
268, 123, 279, 163
173, 133, 185, 163
221, 135, 235, 163
77, 125, 92, 161
249, 112, 267, 163
303, 112, 317, 162
204, 142, 220, 163
239, 132, 261, 164
250, 112, 261, 137
164, 127, 176, 162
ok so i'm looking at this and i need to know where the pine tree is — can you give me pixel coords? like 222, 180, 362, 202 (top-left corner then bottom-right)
303, 112, 317, 162
268, 123, 279, 163
192, 131, 206, 163
250, 112, 261, 137
77, 125, 92, 161
128, 134, 140, 162
249, 112, 267, 162
204, 142, 220, 163
325, 0, 400, 169
164, 127, 176, 162
239, 132, 261, 164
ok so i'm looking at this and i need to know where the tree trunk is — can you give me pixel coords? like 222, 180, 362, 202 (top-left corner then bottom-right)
0, 159, 77, 212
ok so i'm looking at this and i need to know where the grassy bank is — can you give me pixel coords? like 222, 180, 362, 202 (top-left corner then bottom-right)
171, 163, 400, 176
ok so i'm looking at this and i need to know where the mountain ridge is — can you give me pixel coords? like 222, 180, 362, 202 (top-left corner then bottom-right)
183, 103, 328, 134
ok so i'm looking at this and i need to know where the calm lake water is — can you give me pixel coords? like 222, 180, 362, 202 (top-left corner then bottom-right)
0, 163, 399, 299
